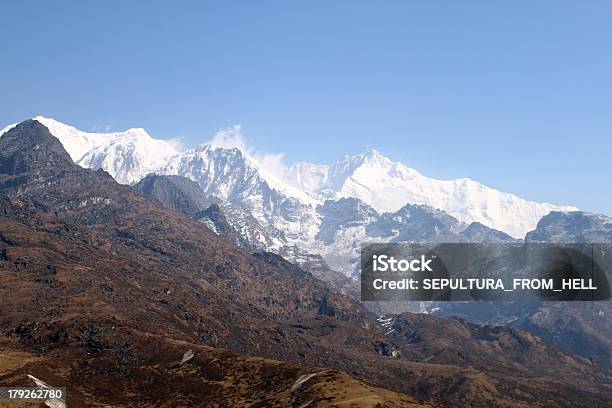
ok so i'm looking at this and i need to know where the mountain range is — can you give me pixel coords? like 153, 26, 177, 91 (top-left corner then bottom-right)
6, 116, 605, 368
0, 118, 610, 407
0, 117, 578, 281
1, 117, 575, 236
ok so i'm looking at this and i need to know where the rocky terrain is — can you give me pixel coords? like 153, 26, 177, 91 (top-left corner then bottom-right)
0, 120, 610, 407
133, 173, 356, 296
133, 173, 216, 217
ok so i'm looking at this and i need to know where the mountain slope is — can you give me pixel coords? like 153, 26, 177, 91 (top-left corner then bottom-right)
160, 144, 319, 241
133, 173, 215, 217
0, 338, 437, 408
132, 174, 358, 293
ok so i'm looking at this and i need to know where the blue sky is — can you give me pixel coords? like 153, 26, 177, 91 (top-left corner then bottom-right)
1, 1, 611, 214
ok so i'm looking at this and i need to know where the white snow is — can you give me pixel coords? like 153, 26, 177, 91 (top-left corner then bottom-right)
27, 375, 66, 408
77, 128, 179, 184
286, 150, 576, 238
285, 162, 330, 192
291, 372, 320, 392
31, 116, 110, 162
180, 349, 195, 364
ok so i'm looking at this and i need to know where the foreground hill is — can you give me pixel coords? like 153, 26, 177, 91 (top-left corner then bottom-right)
0, 336, 436, 408
0, 120, 609, 407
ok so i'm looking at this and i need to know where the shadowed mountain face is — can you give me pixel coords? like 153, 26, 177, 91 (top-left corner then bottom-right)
0, 120, 610, 407
193, 203, 252, 250
0, 119, 74, 175
133, 173, 215, 217
366, 204, 518, 244
132, 173, 246, 247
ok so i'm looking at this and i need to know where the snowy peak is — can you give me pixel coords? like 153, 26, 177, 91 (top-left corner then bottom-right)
355, 149, 393, 166
163, 143, 314, 204
78, 128, 179, 184
286, 149, 576, 238
161, 144, 259, 201
285, 150, 404, 194
4, 116, 108, 162
1, 116, 179, 184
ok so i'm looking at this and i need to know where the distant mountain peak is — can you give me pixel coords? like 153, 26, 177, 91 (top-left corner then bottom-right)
299, 149, 576, 238
162, 142, 315, 205
0, 117, 181, 184
359, 149, 390, 163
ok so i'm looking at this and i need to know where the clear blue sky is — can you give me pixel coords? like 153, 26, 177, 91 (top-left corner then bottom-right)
1, 1, 611, 215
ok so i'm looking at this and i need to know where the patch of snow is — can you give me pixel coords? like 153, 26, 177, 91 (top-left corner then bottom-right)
181, 349, 195, 364
27, 375, 66, 408
291, 372, 320, 392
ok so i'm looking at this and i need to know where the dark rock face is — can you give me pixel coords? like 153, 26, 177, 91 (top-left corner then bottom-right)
133, 174, 215, 217
511, 302, 612, 368
367, 204, 461, 242
461, 222, 518, 243
194, 203, 227, 231
193, 203, 250, 249
0, 119, 75, 176
132, 174, 269, 252
517, 211, 612, 366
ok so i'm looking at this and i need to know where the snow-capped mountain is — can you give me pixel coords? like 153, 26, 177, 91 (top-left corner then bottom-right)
0, 116, 179, 184
286, 150, 576, 239
160, 144, 320, 242
78, 132, 179, 185
0, 116, 576, 243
